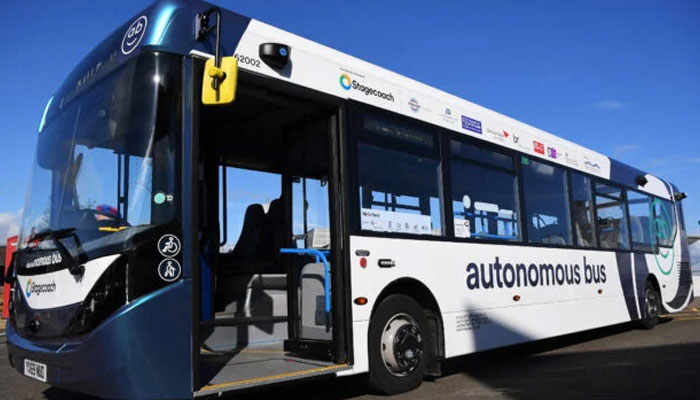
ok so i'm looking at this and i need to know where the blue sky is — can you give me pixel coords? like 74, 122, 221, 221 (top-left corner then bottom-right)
0, 0, 699, 242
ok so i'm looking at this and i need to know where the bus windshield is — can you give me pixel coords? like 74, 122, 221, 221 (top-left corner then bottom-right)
18, 52, 181, 265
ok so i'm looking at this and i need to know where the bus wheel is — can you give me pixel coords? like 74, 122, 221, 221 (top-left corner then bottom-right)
368, 294, 431, 395
640, 280, 661, 329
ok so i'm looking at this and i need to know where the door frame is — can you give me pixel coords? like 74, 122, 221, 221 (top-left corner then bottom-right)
189, 59, 354, 391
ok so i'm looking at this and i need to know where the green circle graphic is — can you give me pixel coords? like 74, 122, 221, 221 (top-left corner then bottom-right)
649, 198, 674, 275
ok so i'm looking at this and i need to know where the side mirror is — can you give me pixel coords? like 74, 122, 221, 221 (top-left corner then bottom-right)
202, 56, 238, 105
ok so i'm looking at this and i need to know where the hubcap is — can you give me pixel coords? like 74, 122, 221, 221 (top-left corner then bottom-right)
646, 288, 658, 319
380, 313, 424, 376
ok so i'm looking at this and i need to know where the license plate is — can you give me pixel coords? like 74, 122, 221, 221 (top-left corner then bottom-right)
24, 359, 47, 383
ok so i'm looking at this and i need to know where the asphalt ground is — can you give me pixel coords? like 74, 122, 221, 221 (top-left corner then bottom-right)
1, 300, 699, 400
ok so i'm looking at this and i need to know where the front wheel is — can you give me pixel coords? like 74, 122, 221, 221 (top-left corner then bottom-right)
639, 280, 661, 329
368, 294, 432, 395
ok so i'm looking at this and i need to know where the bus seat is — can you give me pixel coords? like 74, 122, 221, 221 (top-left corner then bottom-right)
229, 203, 270, 264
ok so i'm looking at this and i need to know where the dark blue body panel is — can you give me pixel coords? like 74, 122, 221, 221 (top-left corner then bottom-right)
7, 281, 194, 400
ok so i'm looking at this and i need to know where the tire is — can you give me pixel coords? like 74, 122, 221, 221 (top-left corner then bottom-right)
639, 280, 661, 329
368, 294, 432, 395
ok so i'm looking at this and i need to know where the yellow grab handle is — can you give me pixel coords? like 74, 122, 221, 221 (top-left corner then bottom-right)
208, 66, 225, 80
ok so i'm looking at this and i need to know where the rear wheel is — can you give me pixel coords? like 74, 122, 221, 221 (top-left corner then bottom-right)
368, 294, 431, 395
639, 280, 661, 329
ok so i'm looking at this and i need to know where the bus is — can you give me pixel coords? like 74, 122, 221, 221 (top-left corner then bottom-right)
5, 1, 693, 398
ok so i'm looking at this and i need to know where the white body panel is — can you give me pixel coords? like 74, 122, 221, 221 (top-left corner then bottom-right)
17, 254, 119, 310
341, 234, 689, 375
222, 20, 681, 202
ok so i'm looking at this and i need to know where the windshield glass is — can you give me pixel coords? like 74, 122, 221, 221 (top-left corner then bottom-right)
18, 52, 181, 264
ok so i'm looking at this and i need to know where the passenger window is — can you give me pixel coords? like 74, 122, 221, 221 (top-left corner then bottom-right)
521, 157, 572, 245
651, 198, 676, 248
292, 177, 330, 249
450, 141, 519, 241
628, 191, 653, 252
219, 167, 282, 252
594, 183, 630, 249
357, 143, 442, 236
570, 172, 596, 247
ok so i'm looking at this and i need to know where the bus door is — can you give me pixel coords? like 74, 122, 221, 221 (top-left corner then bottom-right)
194, 65, 349, 393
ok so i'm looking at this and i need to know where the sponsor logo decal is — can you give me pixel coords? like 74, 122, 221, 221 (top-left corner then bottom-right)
533, 141, 545, 154
584, 160, 601, 171
486, 128, 507, 141
461, 116, 482, 134
408, 97, 420, 112
564, 151, 579, 167
25, 278, 57, 298
339, 73, 352, 90
25, 252, 63, 269
121, 16, 148, 55
338, 73, 395, 102
547, 146, 558, 159
441, 107, 458, 126
466, 257, 606, 290
502, 130, 510, 138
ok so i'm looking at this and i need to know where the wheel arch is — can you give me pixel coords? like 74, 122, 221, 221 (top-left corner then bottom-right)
371, 277, 444, 376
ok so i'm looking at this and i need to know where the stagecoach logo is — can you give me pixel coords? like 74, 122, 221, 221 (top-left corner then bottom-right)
338, 72, 395, 102
25, 252, 63, 269
25, 278, 57, 298
158, 234, 181, 257
121, 16, 148, 55
650, 198, 675, 275
158, 259, 182, 282
339, 73, 352, 90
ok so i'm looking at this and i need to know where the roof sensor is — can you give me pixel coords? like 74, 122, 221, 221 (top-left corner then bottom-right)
259, 43, 290, 70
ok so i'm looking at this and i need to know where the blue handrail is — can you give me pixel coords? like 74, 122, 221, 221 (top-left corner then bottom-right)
279, 248, 331, 313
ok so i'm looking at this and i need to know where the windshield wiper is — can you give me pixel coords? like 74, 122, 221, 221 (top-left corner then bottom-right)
27, 227, 76, 244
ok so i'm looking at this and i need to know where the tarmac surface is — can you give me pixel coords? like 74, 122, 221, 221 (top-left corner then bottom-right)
1, 300, 699, 400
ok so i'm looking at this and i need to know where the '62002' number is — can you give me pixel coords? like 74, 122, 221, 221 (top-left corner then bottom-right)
234, 54, 261, 68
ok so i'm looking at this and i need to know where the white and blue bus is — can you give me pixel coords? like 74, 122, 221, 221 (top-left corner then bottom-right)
5, 1, 693, 398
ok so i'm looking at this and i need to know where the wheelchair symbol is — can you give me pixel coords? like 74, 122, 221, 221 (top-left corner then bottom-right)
158, 234, 181, 257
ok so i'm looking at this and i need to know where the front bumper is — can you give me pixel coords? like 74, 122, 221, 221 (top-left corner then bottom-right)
6, 280, 193, 400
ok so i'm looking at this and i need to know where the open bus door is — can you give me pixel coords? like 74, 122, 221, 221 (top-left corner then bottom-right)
191, 56, 351, 395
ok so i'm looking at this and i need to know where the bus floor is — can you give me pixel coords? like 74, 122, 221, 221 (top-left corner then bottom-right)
196, 342, 349, 396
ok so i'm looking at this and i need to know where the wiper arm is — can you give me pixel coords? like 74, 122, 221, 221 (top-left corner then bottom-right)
27, 227, 76, 244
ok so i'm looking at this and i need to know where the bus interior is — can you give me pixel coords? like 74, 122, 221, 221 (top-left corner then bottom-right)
196, 70, 348, 393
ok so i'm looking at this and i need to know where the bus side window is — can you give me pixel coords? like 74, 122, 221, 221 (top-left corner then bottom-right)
449, 140, 520, 241
628, 190, 653, 252
651, 198, 676, 248
521, 157, 572, 246
357, 143, 442, 236
570, 172, 596, 247
594, 183, 630, 250
354, 111, 443, 237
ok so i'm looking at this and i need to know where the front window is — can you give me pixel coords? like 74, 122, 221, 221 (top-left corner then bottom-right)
18, 52, 181, 266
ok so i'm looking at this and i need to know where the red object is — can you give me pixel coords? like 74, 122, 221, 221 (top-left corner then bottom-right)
359, 257, 367, 268
2, 235, 18, 319
533, 141, 545, 155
